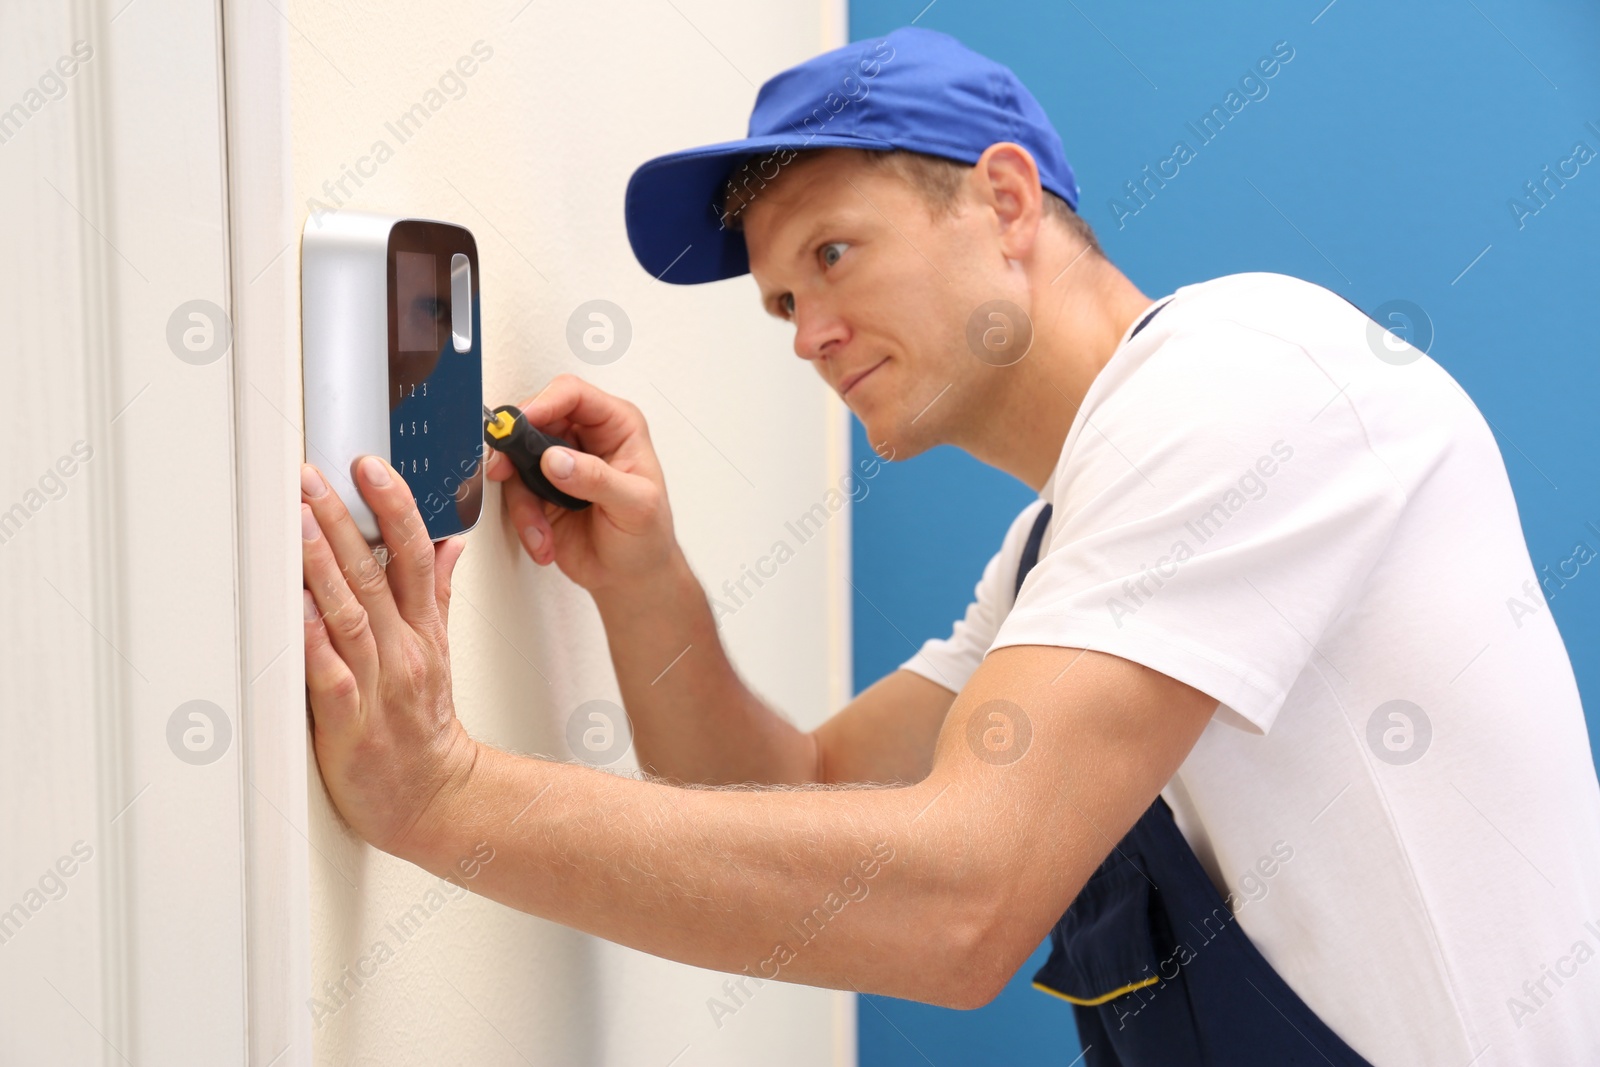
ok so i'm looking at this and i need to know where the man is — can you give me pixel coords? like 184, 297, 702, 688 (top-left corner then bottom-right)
299, 26, 1600, 1066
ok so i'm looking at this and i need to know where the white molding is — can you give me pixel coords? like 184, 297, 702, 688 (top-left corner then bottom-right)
91, 0, 248, 1054
219, 0, 312, 1063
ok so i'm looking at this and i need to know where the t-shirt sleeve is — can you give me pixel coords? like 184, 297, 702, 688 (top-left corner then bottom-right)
896, 499, 1050, 694
991, 320, 1406, 734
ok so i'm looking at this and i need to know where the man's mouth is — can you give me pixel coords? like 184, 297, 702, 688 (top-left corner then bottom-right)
841, 357, 889, 397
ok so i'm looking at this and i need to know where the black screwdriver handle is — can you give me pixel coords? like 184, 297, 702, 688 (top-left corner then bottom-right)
483, 404, 592, 511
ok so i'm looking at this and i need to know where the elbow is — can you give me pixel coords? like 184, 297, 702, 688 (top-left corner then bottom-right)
936, 972, 1010, 1012
921, 898, 1034, 1010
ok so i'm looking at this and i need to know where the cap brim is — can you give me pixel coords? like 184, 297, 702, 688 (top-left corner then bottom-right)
624, 132, 895, 285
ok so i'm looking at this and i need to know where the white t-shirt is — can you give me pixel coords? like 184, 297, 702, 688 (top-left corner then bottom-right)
899, 272, 1600, 1066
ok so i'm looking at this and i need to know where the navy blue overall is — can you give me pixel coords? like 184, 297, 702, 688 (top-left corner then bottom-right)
1014, 302, 1374, 1067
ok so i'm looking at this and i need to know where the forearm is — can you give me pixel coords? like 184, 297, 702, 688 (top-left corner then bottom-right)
591, 547, 818, 784
402, 741, 1002, 1007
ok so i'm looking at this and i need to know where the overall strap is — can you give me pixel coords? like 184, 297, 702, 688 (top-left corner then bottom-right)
1012, 295, 1168, 601
1014, 502, 1054, 601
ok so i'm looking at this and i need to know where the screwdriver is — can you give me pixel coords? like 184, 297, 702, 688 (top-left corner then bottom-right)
483, 403, 592, 510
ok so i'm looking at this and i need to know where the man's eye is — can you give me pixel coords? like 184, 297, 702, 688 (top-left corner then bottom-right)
781, 293, 795, 317
820, 241, 849, 268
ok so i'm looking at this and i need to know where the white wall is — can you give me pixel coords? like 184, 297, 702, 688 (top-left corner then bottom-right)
286, 2, 855, 1065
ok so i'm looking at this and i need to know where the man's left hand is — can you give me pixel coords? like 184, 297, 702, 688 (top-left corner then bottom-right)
300, 457, 477, 857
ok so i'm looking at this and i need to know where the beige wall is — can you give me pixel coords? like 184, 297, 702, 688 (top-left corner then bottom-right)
288, 2, 855, 1064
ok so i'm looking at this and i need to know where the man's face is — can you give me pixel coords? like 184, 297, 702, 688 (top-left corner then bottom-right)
742, 149, 1022, 461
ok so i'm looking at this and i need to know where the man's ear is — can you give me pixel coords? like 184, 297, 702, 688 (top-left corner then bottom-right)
972, 142, 1044, 260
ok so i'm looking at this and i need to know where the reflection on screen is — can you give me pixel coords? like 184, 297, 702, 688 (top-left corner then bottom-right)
396, 251, 440, 353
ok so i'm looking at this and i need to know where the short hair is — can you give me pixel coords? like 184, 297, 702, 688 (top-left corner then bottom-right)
718, 147, 1102, 258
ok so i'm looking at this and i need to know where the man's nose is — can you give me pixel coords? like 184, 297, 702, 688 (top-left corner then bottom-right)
792, 301, 849, 362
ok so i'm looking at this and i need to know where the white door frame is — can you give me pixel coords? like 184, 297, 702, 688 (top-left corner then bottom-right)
1, 0, 308, 1062
221, 0, 313, 1062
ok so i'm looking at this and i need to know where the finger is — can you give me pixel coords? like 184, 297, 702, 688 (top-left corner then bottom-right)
301, 463, 405, 648
352, 455, 439, 629
519, 373, 641, 456
303, 588, 361, 733
484, 450, 511, 481
538, 445, 660, 532
500, 473, 558, 565
433, 537, 467, 630
301, 502, 381, 678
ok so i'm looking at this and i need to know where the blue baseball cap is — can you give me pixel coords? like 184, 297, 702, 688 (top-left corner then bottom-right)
624, 26, 1079, 286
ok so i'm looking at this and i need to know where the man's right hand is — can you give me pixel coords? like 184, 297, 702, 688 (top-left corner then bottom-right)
484, 373, 679, 597
482, 374, 955, 790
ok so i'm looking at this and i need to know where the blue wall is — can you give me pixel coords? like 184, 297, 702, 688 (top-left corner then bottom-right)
847, 1, 1600, 1062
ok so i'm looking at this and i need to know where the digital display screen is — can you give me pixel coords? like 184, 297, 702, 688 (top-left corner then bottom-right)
387, 222, 483, 539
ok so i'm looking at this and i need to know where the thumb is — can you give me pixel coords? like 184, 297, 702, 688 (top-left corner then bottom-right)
540, 447, 659, 530
432, 536, 467, 632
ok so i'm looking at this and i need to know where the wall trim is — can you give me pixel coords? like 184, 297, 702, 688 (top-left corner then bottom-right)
219, 0, 312, 1062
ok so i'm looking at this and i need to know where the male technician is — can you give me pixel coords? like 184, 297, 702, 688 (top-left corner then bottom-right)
298, 27, 1600, 1066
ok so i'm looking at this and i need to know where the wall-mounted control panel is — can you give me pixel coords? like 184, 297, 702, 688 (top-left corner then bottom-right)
302, 212, 484, 543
